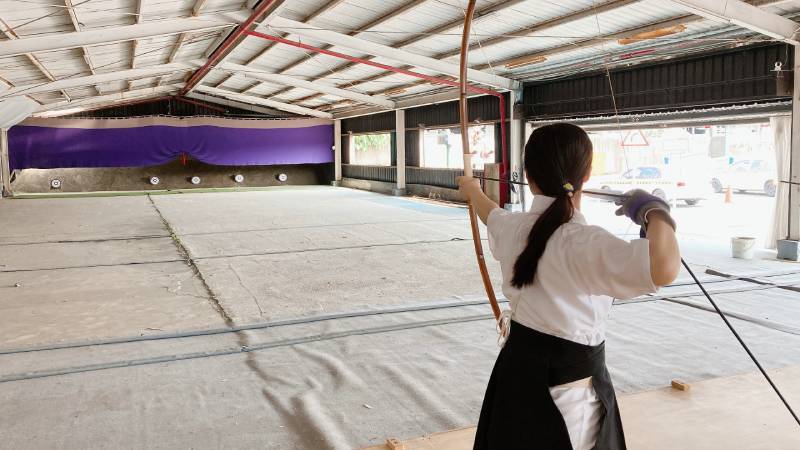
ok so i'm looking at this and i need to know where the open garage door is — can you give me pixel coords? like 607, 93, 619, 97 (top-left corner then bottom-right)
592, 122, 778, 254
524, 119, 782, 260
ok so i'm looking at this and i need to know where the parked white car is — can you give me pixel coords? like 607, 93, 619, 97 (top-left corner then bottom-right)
587, 166, 706, 206
711, 159, 777, 197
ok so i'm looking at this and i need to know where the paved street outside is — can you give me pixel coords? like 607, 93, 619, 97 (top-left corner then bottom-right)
533, 191, 779, 255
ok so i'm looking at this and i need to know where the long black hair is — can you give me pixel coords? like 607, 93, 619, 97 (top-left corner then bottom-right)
511, 123, 593, 288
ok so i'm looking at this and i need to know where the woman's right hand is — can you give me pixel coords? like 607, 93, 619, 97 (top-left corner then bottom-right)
617, 190, 680, 286
615, 189, 676, 230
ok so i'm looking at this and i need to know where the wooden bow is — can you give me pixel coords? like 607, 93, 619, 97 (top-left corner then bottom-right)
460, 0, 501, 321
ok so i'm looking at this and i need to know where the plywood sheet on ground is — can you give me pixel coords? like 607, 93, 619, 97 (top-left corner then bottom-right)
361, 366, 800, 450
360, 427, 476, 450
621, 365, 800, 450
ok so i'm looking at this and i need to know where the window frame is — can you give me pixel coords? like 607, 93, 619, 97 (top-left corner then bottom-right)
348, 131, 393, 167
418, 123, 497, 170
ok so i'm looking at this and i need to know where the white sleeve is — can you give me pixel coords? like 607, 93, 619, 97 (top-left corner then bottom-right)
486, 207, 511, 261
565, 226, 658, 300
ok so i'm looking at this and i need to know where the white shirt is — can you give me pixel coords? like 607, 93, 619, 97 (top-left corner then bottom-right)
487, 195, 657, 346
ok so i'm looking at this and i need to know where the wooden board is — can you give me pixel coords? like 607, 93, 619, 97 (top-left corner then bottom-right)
360, 427, 476, 450
359, 366, 800, 450
620, 365, 800, 450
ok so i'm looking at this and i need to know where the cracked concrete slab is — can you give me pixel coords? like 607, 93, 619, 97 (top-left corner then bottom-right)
0, 237, 181, 272
0, 262, 224, 347
0, 196, 166, 244
196, 240, 502, 324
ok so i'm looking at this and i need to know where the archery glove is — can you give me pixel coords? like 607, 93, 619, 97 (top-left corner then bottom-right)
615, 189, 676, 232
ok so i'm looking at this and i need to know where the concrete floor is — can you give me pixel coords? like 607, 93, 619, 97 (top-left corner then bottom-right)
0, 187, 500, 346
1, 186, 798, 449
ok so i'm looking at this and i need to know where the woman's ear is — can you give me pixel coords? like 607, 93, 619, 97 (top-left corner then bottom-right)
527, 177, 543, 195
584, 165, 593, 182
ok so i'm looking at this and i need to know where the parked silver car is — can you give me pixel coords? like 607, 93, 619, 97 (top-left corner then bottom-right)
711, 159, 777, 197
588, 166, 706, 206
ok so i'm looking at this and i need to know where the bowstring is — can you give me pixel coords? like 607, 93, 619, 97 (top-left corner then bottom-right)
591, 2, 800, 427
464, 2, 518, 199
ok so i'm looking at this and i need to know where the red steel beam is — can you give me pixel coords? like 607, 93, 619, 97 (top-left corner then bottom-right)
181, 0, 282, 95
243, 29, 509, 202
244, 30, 496, 95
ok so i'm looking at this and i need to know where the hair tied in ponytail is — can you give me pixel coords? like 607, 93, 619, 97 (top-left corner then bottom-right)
563, 182, 575, 198
511, 123, 593, 288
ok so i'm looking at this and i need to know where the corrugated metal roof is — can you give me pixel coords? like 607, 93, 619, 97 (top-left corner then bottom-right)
71, 0, 138, 28
1, 0, 799, 116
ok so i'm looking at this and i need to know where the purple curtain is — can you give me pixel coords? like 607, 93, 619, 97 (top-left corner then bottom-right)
9, 117, 334, 170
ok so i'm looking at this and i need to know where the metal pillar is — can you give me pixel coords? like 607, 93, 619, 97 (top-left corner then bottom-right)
0, 128, 10, 197
333, 119, 342, 186
394, 109, 407, 196
509, 90, 525, 209
790, 47, 800, 240
776, 47, 800, 259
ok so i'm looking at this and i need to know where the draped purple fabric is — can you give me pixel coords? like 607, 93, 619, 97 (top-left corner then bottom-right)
9, 117, 334, 170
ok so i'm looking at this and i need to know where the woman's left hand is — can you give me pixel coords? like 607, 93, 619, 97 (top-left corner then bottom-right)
456, 176, 498, 224
457, 176, 481, 199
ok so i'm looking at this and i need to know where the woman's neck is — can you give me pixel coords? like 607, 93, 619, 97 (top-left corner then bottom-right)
530, 186, 582, 210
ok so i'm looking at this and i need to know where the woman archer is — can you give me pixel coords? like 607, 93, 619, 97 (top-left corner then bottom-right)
459, 123, 680, 450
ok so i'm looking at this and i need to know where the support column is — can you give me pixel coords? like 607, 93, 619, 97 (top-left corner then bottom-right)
1, 128, 11, 197
509, 90, 525, 210
333, 119, 342, 186
790, 47, 800, 239
394, 109, 407, 196
779, 46, 800, 259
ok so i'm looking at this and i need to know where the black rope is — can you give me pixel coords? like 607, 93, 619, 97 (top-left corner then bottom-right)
681, 260, 800, 427
475, 174, 800, 427
476, 175, 527, 186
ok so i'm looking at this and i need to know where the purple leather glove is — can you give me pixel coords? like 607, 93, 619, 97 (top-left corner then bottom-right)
615, 189, 676, 230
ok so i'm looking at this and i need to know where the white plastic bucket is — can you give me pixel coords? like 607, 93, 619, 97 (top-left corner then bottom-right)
731, 237, 756, 260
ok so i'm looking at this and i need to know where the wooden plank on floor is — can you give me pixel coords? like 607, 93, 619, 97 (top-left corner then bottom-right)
621, 365, 800, 450
358, 365, 800, 450
360, 427, 475, 450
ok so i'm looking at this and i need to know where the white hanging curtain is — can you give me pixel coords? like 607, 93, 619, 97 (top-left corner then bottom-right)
0, 97, 38, 129
768, 115, 791, 249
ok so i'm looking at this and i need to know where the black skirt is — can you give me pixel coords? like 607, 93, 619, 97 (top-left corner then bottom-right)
473, 321, 626, 450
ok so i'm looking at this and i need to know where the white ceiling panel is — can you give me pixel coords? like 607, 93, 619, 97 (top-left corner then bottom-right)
69, 0, 139, 29
2, 0, 797, 115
